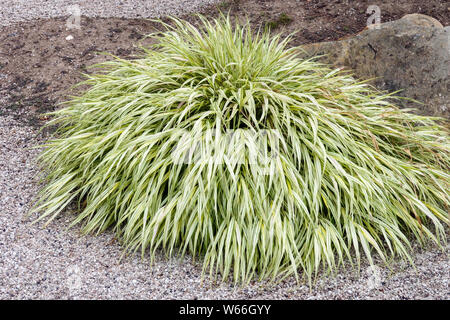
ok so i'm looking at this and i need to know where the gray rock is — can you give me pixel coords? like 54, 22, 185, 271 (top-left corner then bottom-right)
299, 14, 449, 118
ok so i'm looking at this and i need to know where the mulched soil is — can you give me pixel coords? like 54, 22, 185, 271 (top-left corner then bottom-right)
0, 0, 448, 126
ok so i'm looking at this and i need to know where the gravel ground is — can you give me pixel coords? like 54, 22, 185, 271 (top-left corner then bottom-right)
0, 0, 449, 300
0, 95, 448, 301
0, 0, 220, 27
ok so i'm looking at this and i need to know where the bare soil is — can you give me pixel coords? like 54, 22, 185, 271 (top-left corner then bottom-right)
0, 0, 448, 126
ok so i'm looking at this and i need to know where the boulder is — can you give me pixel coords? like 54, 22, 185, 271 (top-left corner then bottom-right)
299, 14, 449, 118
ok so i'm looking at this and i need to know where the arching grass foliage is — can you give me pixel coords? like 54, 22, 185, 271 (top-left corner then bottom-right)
33, 16, 449, 284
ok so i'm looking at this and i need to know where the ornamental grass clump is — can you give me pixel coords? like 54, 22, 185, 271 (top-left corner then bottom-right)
33, 16, 449, 284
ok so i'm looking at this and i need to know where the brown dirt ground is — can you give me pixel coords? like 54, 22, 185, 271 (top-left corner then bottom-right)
0, 0, 448, 126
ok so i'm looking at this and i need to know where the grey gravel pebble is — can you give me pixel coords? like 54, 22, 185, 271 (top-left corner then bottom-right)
0, 0, 449, 300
